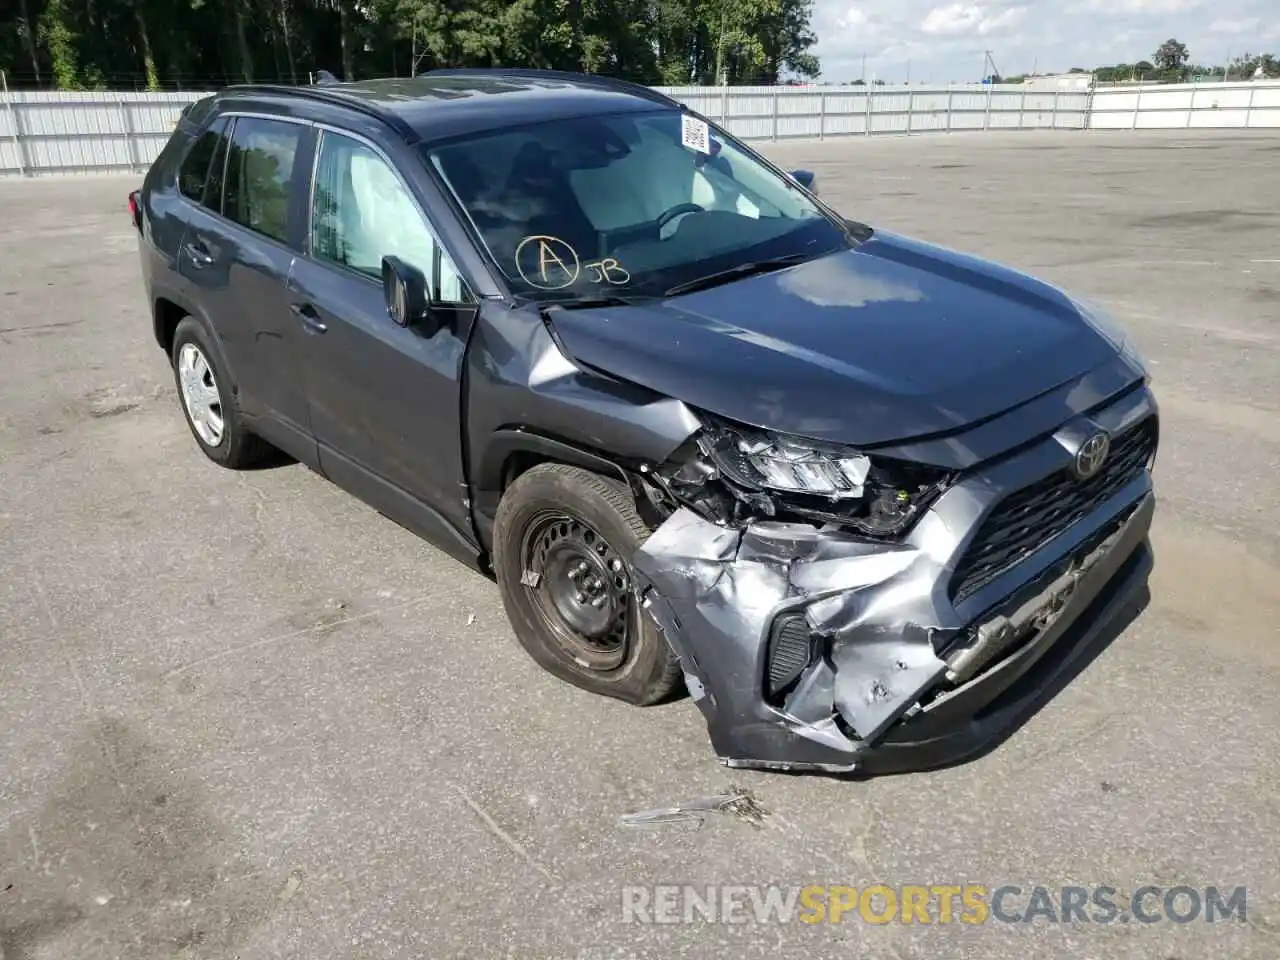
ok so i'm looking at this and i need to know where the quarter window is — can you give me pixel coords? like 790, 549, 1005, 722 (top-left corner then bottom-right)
223, 116, 303, 244
310, 130, 467, 303
177, 117, 230, 207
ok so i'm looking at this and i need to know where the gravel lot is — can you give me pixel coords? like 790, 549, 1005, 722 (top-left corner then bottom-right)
2, 129, 1279, 959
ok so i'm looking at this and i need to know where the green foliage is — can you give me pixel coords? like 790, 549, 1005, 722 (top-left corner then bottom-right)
37, 0, 81, 88
1229, 52, 1280, 79
1085, 40, 1280, 85
0, 0, 819, 88
1153, 38, 1189, 73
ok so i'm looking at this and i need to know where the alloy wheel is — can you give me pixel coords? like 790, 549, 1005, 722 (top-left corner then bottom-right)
177, 342, 225, 447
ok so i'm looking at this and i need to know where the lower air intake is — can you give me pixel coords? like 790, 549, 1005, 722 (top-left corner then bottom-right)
766, 613, 814, 701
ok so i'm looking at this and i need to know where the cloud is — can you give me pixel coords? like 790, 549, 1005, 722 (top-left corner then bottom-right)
1209, 17, 1260, 33
809, 0, 1272, 83
838, 5, 870, 27
1082, 0, 1203, 10
920, 4, 1026, 37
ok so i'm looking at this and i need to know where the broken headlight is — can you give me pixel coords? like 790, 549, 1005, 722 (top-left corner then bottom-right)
710, 427, 871, 499
699, 420, 951, 536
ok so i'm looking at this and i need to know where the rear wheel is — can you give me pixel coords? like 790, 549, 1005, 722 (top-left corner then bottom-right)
493, 463, 682, 706
171, 316, 273, 469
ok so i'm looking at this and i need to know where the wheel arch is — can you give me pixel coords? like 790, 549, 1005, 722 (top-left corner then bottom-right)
472, 430, 633, 551
154, 295, 188, 355
153, 295, 242, 396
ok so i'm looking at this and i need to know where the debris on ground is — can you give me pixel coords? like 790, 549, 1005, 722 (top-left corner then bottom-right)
619, 785, 769, 830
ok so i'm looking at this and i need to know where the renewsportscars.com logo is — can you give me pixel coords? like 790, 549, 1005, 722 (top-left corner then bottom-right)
621, 884, 1249, 926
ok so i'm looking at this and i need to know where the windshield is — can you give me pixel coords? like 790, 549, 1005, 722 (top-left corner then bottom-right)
426, 108, 850, 301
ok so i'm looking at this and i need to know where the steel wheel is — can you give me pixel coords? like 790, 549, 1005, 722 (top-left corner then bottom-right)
522, 511, 633, 672
176, 341, 224, 447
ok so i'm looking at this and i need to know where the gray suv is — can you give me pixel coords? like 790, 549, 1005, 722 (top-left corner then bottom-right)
133, 70, 1158, 774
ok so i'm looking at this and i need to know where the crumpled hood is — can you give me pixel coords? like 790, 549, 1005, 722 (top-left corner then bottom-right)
546, 231, 1121, 447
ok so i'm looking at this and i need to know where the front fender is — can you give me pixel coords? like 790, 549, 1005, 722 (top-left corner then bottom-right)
464, 303, 702, 548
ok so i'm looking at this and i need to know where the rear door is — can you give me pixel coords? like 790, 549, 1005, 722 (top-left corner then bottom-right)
286, 125, 477, 540
177, 113, 314, 446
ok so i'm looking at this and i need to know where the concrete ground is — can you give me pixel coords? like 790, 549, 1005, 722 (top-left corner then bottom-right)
1, 129, 1278, 959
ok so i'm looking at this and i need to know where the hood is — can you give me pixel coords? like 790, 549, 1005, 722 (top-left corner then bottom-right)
545, 231, 1122, 448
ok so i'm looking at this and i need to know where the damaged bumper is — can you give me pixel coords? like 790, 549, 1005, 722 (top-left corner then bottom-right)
633, 390, 1158, 774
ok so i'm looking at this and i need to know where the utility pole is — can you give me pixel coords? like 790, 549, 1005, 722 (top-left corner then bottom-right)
410, 12, 430, 77
715, 6, 728, 85
860, 53, 866, 84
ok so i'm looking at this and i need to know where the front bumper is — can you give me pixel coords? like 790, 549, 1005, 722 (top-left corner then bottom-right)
633, 386, 1157, 774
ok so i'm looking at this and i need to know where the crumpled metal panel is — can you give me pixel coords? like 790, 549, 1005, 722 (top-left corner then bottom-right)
632, 508, 948, 768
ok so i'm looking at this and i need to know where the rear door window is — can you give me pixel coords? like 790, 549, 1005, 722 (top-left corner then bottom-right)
177, 116, 230, 207
222, 116, 304, 244
179, 96, 217, 130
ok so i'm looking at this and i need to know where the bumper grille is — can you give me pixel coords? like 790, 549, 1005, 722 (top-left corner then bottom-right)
950, 416, 1157, 602
765, 613, 814, 701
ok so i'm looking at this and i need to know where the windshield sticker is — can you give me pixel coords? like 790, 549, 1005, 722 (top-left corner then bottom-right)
515, 236, 631, 289
515, 235, 580, 290
681, 114, 711, 155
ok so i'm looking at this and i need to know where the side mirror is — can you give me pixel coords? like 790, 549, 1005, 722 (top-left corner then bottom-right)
789, 169, 818, 195
382, 255, 434, 330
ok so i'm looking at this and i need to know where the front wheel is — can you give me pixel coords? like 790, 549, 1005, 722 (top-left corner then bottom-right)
492, 463, 682, 706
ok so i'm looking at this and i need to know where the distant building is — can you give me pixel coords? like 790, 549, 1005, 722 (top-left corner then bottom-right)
1018, 73, 1093, 91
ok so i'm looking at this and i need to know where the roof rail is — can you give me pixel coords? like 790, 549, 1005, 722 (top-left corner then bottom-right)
424, 68, 682, 108
220, 83, 420, 142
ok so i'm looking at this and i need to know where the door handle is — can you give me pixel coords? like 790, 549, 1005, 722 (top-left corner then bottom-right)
290, 302, 328, 334
183, 241, 214, 268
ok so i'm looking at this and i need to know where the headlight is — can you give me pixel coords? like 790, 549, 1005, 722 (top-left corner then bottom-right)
695, 418, 951, 537
710, 429, 871, 499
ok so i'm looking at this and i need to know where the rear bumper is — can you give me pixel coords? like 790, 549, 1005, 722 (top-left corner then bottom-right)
633, 387, 1158, 774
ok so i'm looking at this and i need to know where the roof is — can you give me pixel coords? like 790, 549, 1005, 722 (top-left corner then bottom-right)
228, 71, 679, 145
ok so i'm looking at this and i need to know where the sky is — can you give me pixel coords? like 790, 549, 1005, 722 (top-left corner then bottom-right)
809, 0, 1280, 83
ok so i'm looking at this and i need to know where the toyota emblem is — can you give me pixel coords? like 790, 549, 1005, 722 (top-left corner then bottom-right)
1074, 431, 1111, 480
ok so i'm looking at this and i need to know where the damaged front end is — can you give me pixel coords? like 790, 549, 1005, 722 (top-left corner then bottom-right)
628, 402, 1158, 774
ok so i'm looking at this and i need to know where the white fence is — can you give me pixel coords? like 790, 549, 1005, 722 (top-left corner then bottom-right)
0, 79, 1277, 176
657, 83, 1088, 141
1, 89, 203, 176
1089, 80, 1280, 129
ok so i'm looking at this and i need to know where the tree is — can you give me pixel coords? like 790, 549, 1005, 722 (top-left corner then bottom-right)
15, 0, 43, 83
0, 0, 819, 88
1230, 52, 1280, 79
1153, 38, 1188, 73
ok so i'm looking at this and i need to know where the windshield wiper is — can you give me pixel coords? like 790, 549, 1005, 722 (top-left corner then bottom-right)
662, 254, 812, 298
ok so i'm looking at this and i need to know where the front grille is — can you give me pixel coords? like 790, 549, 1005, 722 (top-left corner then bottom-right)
950, 416, 1157, 602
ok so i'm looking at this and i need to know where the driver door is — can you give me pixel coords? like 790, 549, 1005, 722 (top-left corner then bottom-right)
287, 127, 476, 543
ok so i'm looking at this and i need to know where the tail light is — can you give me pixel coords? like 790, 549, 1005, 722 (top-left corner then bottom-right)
128, 190, 141, 231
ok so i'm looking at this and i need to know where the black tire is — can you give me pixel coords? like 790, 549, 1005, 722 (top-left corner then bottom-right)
170, 315, 274, 469
493, 463, 683, 706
